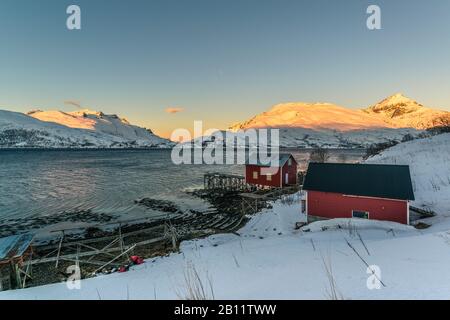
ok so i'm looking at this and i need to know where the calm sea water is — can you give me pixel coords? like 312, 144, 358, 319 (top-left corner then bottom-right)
0, 149, 365, 226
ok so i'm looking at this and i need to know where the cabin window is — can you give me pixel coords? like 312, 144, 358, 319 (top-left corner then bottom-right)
253, 171, 258, 179
266, 174, 272, 181
288, 158, 292, 166
352, 210, 369, 219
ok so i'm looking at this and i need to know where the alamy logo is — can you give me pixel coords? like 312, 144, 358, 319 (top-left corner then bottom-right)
366, 265, 382, 290
66, 265, 81, 290
366, 5, 381, 30
170, 121, 280, 168
66, 5, 81, 30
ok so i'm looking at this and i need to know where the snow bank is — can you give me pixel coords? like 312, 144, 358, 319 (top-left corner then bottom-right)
301, 218, 414, 233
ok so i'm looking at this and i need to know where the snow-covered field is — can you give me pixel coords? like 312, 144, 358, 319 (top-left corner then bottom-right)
2, 133, 450, 300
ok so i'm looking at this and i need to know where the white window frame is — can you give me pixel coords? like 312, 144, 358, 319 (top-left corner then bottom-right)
266, 174, 272, 181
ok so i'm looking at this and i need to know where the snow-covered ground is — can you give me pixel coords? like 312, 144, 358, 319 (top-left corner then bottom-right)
2, 133, 450, 300
2, 194, 450, 300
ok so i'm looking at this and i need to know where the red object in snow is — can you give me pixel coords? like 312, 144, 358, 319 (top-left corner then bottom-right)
118, 266, 128, 273
130, 255, 144, 265
245, 153, 298, 188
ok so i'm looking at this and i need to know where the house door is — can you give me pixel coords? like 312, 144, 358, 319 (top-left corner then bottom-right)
285, 173, 289, 185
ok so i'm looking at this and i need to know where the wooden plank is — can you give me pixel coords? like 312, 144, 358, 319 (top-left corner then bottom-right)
32, 245, 131, 265
93, 244, 136, 274
59, 257, 121, 267
39, 224, 165, 251
55, 233, 65, 268
31, 235, 169, 265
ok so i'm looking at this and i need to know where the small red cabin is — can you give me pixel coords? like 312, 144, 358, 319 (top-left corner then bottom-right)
302, 163, 415, 225
245, 153, 298, 188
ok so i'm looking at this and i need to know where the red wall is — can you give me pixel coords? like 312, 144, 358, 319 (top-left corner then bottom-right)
307, 191, 408, 224
246, 164, 282, 187
245, 156, 298, 188
281, 161, 297, 186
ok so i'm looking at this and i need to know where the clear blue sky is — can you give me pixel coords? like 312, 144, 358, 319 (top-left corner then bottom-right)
0, 0, 449, 137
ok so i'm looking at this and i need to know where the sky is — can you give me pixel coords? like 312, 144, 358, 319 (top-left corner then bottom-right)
0, 0, 449, 138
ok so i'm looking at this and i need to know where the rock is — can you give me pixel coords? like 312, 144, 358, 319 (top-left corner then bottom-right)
135, 198, 182, 214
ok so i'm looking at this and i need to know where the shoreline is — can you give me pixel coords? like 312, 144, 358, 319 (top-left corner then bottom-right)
0, 146, 173, 151
9, 187, 297, 289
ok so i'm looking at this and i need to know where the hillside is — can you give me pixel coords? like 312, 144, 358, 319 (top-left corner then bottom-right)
366, 133, 450, 215
0, 109, 172, 148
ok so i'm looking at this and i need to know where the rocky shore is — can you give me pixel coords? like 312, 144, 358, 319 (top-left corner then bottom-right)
2, 187, 296, 289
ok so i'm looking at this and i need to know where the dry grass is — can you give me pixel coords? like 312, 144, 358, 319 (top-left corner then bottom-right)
177, 262, 215, 300
321, 253, 344, 300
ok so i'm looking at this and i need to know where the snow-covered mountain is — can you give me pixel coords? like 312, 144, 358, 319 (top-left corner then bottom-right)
225, 93, 449, 148
229, 102, 391, 131
0, 109, 173, 148
28, 109, 166, 143
363, 93, 450, 129
230, 93, 449, 132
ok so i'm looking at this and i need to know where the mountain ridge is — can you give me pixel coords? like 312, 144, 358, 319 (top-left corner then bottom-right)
230, 93, 450, 132
363, 93, 450, 129
0, 108, 172, 148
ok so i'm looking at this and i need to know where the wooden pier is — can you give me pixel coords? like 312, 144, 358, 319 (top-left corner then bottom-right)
204, 172, 255, 192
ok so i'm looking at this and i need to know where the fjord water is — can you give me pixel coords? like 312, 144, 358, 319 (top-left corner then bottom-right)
0, 149, 242, 223
0, 149, 364, 230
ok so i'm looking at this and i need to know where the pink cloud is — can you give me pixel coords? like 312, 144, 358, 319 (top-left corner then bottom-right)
165, 107, 184, 114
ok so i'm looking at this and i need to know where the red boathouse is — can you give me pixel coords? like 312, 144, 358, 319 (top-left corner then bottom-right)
302, 163, 415, 225
245, 153, 298, 188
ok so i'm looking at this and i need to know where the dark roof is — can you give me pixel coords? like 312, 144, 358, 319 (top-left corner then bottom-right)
246, 153, 296, 167
303, 163, 415, 201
